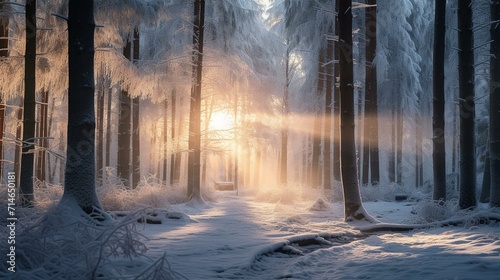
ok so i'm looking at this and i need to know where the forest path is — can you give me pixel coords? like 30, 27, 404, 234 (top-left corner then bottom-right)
143, 191, 351, 279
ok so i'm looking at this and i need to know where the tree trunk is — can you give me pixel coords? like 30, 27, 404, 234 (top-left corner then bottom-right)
20, 0, 37, 207
62, 0, 101, 213
131, 28, 140, 188
333, 0, 341, 183
36, 89, 49, 182
490, 0, 500, 207
365, 0, 379, 185
480, 152, 490, 203
187, 0, 205, 199
163, 98, 168, 183
396, 107, 403, 185
118, 38, 133, 187
0, 0, 7, 178
105, 77, 112, 169
170, 90, 180, 185
97, 69, 105, 182
280, 46, 290, 185
457, 0, 476, 209
311, 48, 325, 188
324, 28, 334, 190
338, 0, 369, 221
433, 0, 447, 200
388, 108, 396, 183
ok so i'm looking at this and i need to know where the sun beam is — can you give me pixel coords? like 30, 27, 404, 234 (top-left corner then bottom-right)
208, 110, 234, 131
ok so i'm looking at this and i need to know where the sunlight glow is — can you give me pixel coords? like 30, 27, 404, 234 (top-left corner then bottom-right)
208, 110, 234, 131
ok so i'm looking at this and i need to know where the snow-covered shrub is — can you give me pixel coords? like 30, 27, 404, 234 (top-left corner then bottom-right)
408, 199, 457, 223
0, 203, 184, 279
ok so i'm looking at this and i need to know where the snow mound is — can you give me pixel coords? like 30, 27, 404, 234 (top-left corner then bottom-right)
308, 197, 331, 211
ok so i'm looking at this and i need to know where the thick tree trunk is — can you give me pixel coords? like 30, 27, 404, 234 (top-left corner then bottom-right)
338, 0, 369, 221
63, 0, 101, 213
187, 0, 205, 199
117, 36, 134, 187
0, 0, 7, 178
457, 0, 476, 209
364, 0, 378, 186
490, 0, 500, 207
20, 0, 36, 207
433, 0, 447, 200
333, 0, 341, 183
324, 30, 334, 190
131, 28, 140, 188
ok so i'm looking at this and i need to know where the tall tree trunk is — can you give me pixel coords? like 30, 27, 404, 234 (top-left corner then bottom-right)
105, 78, 112, 169
131, 28, 140, 188
490, 0, 500, 207
280, 46, 290, 185
338, 0, 369, 221
187, 0, 205, 199
20, 0, 37, 207
365, 0, 379, 185
480, 152, 490, 203
332, 0, 341, 182
388, 108, 396, 183
14, 108, 22, 187
0, 0, 8, 178
36, 89, 49, 182
117, 38, 133, 187
324, 29, 334, 190
97, 70, 105, 182
163, 98, 168, 183
311, 49, 325, 188
433, 0, 447, 200
62, 0, 101, 213
457, 0, 476, 209
170, 90, 180, 185
396, 107, 403, 185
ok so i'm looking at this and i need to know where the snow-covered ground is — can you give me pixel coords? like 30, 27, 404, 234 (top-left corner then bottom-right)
141, 191, 500, 280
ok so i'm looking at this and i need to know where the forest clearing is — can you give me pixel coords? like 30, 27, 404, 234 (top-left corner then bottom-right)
1, 0, 500, 279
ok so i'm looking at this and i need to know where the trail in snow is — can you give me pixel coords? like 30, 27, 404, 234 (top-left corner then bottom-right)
142, 192, 500, 280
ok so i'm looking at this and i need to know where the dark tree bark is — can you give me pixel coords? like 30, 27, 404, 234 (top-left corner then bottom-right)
311, 50, 325, 188
131, 28, 140, 189
0, 0, 8, 178
36, 89, 49, 182
364, 0, 380, 185
96, 69, 105, 182
396, 107, 403, 185
117, 37, 133, 187
187, 0, 205, 199
20, 0, 36, 207
62, 0, 101, 213
480, 152, 490, 203
433, 0, 447, 201
457, 0, 477, 209
490, 0, 500, 207
105, 78, 112, 169
323, 27, 334, 190
338, 0, 370, 221
332, 0, 341, 183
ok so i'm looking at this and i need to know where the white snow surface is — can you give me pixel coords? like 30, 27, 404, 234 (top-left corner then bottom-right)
139, 192, 500, 280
